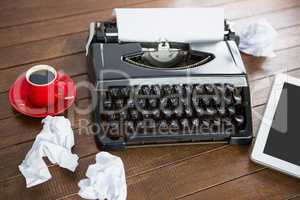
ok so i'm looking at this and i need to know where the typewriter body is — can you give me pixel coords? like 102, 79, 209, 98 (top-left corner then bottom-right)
87, 21, 253, 150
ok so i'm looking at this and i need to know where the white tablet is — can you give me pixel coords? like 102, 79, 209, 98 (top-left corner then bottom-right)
251, 73, 300, 178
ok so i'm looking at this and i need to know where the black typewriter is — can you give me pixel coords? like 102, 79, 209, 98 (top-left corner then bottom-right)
86, 21, 253, 150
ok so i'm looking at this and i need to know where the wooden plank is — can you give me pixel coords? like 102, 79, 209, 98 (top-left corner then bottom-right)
0, 53, 86, 93
0, 0, 123, 28
0, 99, 91, 149
245, 46, 300, 81
0, 20, 299, 91
0, 61, 286, 199
2, 21, 300, 183
234, 6, 300, 30
0, 22, 299, 120
0, 75, 268, 197
289, 196, 300, 200
2, 45, 299, 147
0, 0, 299, 49
0, 99, 265, 199
0, 0, 242, 30
0, 10, 112, 48
0, 41, 298, 121
0, 0, 299, 176
4, 46, 300, 199
0, 74, 89, 121
0, 144, 224, 199
0, 146, 252, 199
0, 128, 97, 182
180, 170, 300, 200
0, 0, 239, 48
0, 32, 86, 70
0, 1, 300, 200
0, 6, 299, 81
0, 2, 299, 75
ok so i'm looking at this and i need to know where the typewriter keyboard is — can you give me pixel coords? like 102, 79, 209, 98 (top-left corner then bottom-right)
97, 82, 250, 143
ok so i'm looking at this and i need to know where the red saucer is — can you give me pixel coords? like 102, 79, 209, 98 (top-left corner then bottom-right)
9, 73, 76, 118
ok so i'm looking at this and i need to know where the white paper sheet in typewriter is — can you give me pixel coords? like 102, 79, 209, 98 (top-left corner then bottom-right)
114, 8, 224, 43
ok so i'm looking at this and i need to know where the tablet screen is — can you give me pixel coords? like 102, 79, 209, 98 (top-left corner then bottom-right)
263, 83, 300, 166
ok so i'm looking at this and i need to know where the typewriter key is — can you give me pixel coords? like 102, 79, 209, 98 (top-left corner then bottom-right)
225, 84, 235, 93
173, 84, 182, 95
137, 98, 146, 108
194, 84, 204, 93
170, 97, 179, 107
136, 121, 145, 131
163, 109, 172, 118
217, 106, 226, 115
121, 87, 131, 96
212, 95, 221, 105
215, 83, 225, 93
233, 94, 242, 105
181, 98, 189, 107
180, 118, 190, 129
202, 119, 210, 127
234, 115, 245, 126
174, 107, 183, 117
206, 107, 217, 116
142, 110, 151, 118
103, 100, 112, 109
142, 85, 151, 95
224, 95, 232, 105
115, 99, 124, 108
108, 113, 119, 121
170, 120, 180, 130
127, 99, 135, 108
202, 96, 210, 106
162, 84, 172, 95
204, 84, 214, 93
124, 121, 135, 135
110, 88, 120, 97
213, 117, 221, 127
195, 107, 205, 117
183, 84, 192, 96
185, 107, 193, 117
159, 120, 168, 130
223, 117, 232, 126
149, 98, 158, 108
130, 110, 139, 120
227, 106, 236, 115
151, 85, 161, 96
152, 109, 161, 119
192, 118, 200, 127
120, 111, 128, 119
160, 97, 168, 107
109, 122, 120, 138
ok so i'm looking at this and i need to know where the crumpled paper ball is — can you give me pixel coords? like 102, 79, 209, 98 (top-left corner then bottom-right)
237, 19, 278, 57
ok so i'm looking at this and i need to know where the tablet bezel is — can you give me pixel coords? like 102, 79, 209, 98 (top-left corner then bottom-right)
251, 73, 300, 178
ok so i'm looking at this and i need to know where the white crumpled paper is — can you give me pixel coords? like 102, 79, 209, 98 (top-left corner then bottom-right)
19, 116, 79, 188
237, 19, 278, 57
78, 152, 127, 200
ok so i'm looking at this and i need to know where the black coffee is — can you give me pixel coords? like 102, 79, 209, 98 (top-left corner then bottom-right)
29, 69, 55, 85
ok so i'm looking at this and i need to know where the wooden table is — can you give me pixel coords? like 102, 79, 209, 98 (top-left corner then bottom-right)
1, 0, 300, 199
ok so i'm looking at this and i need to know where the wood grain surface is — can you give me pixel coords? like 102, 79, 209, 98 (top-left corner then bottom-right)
1, 0, 300, 199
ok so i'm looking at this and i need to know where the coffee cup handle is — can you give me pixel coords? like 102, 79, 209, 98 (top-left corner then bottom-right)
55, 81, 74, 100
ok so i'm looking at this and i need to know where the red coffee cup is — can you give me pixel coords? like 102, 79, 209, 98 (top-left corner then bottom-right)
26, 65, 72, 107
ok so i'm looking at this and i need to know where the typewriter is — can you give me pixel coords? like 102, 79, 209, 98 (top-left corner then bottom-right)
86, 20, 253, 150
